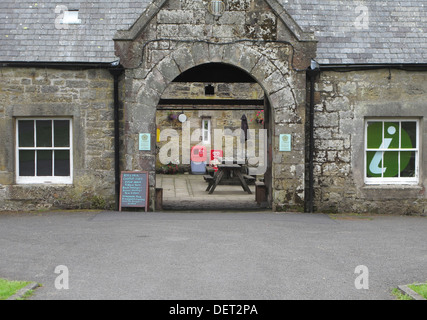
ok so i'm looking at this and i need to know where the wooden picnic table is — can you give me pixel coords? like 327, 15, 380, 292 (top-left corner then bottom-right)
205, 164, 253, 194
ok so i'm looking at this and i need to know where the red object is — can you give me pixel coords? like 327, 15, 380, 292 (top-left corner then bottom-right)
210, 150, 223, 161
209, 149, 223, 172
191, 145, 207, 162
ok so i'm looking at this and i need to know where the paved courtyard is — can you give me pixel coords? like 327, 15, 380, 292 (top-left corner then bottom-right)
156, 174, 260, 210
0, 210, 426, 300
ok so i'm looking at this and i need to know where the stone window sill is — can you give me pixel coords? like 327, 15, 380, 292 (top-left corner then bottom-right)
361, 184, 424, 200
362, 184, 423, 190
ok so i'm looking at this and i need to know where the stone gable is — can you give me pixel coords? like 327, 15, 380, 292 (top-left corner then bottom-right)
114, 0, 316, 69
112, 0, 317, 211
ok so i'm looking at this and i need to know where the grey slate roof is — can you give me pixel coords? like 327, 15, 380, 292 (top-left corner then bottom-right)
0, 0, 426, 64
281, 0, 427, 64
0, 0, 149, 63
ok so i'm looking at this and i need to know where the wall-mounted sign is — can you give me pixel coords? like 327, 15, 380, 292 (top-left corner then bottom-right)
279, 134, 292, 151
119, 171, 149, 212
139, 133, 151, 151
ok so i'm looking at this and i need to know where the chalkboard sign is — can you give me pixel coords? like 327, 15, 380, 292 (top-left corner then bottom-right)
119, 171, 149, 212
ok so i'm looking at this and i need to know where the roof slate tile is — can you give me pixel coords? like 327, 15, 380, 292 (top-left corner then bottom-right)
0, 0, 425, 64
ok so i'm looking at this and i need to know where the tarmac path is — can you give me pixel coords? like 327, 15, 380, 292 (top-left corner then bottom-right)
0, 210, 426, 300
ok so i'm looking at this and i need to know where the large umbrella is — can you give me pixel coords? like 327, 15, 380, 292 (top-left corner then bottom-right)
240, 114, 249, 165
240, 114, 249, 143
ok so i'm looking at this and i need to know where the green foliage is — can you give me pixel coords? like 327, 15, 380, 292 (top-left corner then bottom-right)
391, 288, 412, 300
90, 195, 107, 209
408, 283, 427, 299
0, 278, 31, 300
157, 163, 188, 174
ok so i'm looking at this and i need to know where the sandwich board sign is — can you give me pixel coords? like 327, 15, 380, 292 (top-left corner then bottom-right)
119, 171, 149, 212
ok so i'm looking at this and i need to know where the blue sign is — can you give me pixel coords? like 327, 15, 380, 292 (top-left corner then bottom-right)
119, 171, 149, 211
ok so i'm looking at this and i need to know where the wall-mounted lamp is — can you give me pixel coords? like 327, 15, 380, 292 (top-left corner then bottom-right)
208, 0, 226, 17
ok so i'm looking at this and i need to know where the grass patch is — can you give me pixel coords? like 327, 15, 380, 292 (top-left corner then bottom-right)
0, 278, 31, 300
408, 283, 427, 299
15, 289, 35, 300
391, 288, 413, 300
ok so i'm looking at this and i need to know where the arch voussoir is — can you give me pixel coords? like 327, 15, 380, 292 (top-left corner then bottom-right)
157, 55, 181, 83
171, 46, 195, 74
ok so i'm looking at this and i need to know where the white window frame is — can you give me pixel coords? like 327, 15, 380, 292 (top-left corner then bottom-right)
16, 118, 73, 184
62, 10, 81, 24
364, 118, 419, 185
202, 118, 211, 144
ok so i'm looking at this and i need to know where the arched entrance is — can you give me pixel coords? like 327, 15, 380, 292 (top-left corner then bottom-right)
112, 0, 317, 212
155, 62, 271, 210
119, 41, 305, 211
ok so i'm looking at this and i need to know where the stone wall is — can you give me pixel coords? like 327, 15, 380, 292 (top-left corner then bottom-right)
161, 82, 264, 100
314, 68, 427, 215
114, 0, 316, 211
0, 67, 116, 211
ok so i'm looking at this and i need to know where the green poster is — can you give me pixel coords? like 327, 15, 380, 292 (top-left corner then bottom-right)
366, 122, 414, 178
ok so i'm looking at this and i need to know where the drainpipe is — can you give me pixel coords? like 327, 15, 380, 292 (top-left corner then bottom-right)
306, 60, 320, 213
109, 65, 125, 211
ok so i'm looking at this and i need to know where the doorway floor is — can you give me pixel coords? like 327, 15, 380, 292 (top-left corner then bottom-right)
156, 173, 263, 211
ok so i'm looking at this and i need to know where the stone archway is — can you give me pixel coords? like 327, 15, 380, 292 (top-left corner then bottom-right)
122, 41, 306, 211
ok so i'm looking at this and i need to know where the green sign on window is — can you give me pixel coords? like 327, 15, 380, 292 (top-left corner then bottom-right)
366, 121, 416, 179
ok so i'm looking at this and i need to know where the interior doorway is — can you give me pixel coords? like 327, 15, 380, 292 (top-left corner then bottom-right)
155, 63, 271, 211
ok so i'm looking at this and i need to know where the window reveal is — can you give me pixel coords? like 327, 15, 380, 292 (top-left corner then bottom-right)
365, 120, 418, 184
202, 118, 211, 144
16, 119, 72, 184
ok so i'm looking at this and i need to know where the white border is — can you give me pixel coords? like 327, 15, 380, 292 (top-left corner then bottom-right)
364, 118, 419, 185
202, 118, 211, 144
15, 118, 73, 184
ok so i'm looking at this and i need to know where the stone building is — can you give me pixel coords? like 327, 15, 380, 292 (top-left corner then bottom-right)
0, 0, 426, 214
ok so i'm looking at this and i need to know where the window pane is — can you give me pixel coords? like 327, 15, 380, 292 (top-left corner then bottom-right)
400, 151, 416, 177
383, 151, 399, 178
54, 150, 70, 176
37, 150, 52, 176
36, 120, 52, 147
18, 120, 34, 147
19, 150, 35, 176
367, 122, 382, 149
384, 122, 399, 149
401, 122, 416, 149
54, 120, 70, 147
366, 151, 382, 177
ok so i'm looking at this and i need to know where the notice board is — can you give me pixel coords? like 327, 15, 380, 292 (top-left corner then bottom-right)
119, 171, 149, 212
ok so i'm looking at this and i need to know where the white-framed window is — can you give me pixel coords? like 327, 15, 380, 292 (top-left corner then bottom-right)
62, 10, 81, 24
16, 118, 73, 184
202, 118, 211, 144
365, 119, 419, 184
